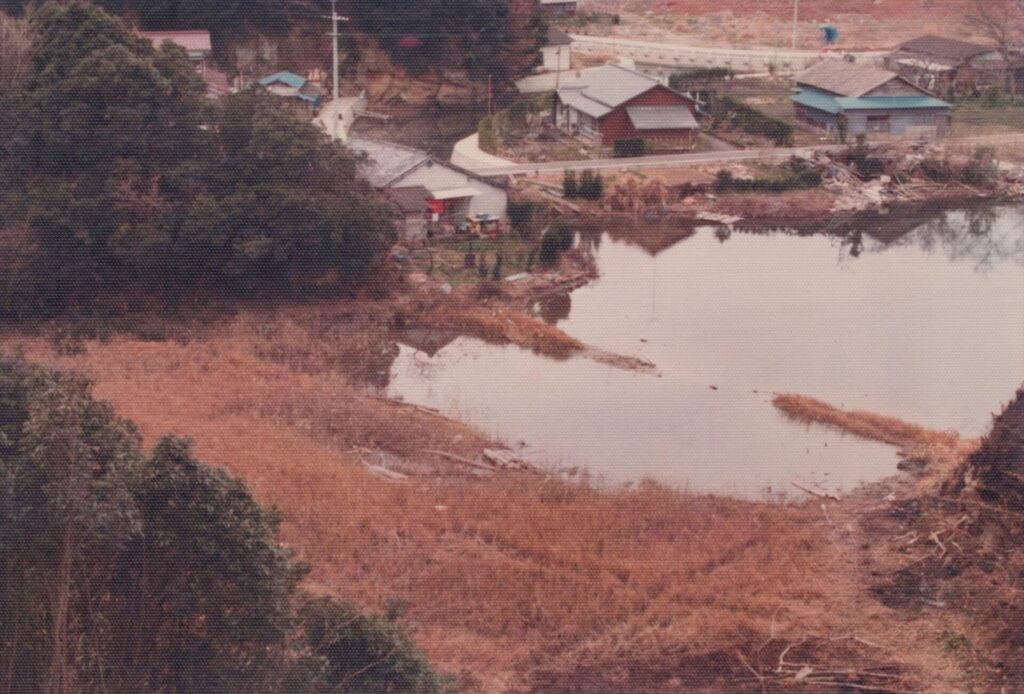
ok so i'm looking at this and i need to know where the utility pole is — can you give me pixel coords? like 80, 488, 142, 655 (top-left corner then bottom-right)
791, 0, 799, 50
328, 0, 349, 140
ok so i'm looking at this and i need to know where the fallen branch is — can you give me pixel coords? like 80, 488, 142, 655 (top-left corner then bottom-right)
422, 449, 496, 471
735, 650, 765, 689
792, 481, 841, 501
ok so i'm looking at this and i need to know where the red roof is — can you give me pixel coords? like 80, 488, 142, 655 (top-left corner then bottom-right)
203, 68, 232, 95
138, 30, 212, 54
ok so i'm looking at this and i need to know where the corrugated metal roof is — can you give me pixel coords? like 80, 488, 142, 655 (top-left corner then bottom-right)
626, 105, 698, 130
793, 88, 951, 114
138, 30, 211, 53
570, 64, 662, 108
836, 95, 951, 110
557, 88, 612, 118
792, 89, 842, 114
898, 35, 994, 61
349, 138, 431, 188
428, 186, 480, 200
795, 60, 901, 97
259, 71, 306, 89
557, 63, 692, 119
546, 27, 572, 47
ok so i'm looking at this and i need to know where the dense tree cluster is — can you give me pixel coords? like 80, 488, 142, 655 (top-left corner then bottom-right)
0, 0, 288, 39
0, 2, 396, 320
352, 0, 546, 79
0, 353, 446, 693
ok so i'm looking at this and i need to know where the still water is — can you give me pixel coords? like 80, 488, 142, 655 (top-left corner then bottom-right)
387, 205, 1024, 496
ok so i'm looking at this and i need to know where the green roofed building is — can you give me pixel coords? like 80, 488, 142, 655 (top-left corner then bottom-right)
792, 59, 952, 140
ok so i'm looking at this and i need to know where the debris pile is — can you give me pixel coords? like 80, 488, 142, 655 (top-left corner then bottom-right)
804, 141, 1023, 212
946, 387, 1024, 510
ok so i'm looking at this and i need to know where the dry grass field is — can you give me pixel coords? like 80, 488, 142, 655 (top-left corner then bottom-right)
2, 303, 1006, 691
582, 0, 975, 50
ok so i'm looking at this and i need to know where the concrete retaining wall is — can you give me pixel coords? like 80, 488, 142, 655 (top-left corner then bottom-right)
569, 34, 886, 75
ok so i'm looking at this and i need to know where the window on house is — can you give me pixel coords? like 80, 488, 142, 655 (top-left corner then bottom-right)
866, 115, 891, 132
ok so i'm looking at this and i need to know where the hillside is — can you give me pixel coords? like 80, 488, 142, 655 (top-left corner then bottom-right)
578, 0, 979, 50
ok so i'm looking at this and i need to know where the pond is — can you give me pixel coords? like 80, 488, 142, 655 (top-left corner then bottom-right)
386, 204, 1024, 496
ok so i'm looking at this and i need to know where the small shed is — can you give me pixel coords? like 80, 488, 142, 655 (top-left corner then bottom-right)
792, 60, 951, 140
885, 35, 1022, 95
541, 27, 572, 72
259, 71, 322, 114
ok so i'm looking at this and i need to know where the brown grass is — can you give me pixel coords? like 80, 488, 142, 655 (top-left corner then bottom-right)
0, 315, 985, 690
773, 393, 960, 450
773, 393, 979, 490
408, 296, 584, 359
711, 189, 837, 219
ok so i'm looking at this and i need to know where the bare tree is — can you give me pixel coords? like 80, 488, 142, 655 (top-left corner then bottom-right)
0, 13, 31, 89
965, 0, 1024, 96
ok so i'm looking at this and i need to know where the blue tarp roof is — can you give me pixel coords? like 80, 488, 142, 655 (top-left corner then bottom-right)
259, 71, 306, 89
792, 88, 950, 114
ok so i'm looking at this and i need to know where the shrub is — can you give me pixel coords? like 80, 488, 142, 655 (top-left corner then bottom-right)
292, 595, 448, 693
714, 168, 821, 193
577, 169, 605, 200
707, 95, 793, 146
563, 169, 578, 198
507, 200, 550, 241
963, 146, 997, 186
668, 67, 732, 92
478, 115, 499, 152
920, 157, 954, 182
614, 138, 647, 158
551, 219, 575, 252
539, 230, 562, 266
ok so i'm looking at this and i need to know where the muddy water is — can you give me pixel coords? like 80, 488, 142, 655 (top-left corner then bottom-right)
387, 204, 1024, 496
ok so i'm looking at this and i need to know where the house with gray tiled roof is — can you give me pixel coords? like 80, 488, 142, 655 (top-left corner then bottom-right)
554, 63, 699, 149
885, 35, 1024, 96
349, 139, 507, 236
791, 59, 951, 140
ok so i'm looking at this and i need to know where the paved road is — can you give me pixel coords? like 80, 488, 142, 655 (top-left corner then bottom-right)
472, 145, 840, 177
467, 134, 1024, 178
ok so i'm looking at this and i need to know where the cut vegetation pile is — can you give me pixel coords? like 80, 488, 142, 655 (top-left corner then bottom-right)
947, 387, 1024, 508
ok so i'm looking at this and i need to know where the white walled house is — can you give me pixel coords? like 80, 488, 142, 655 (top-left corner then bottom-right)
541, 27, 572, 72
349, 139, 508, 234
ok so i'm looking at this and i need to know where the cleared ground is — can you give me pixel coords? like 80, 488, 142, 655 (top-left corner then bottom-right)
579, 0, 974, 51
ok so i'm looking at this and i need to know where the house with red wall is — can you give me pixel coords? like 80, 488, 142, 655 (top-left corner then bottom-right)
554, 64, 700, 150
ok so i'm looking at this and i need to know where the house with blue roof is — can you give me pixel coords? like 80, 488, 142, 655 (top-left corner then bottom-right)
258, 71, 323, 114
792, 60, 951, 140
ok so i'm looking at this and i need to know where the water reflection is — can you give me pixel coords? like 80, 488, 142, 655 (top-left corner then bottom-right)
726, 203, 1024, 272
385, 204, 1024, 495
